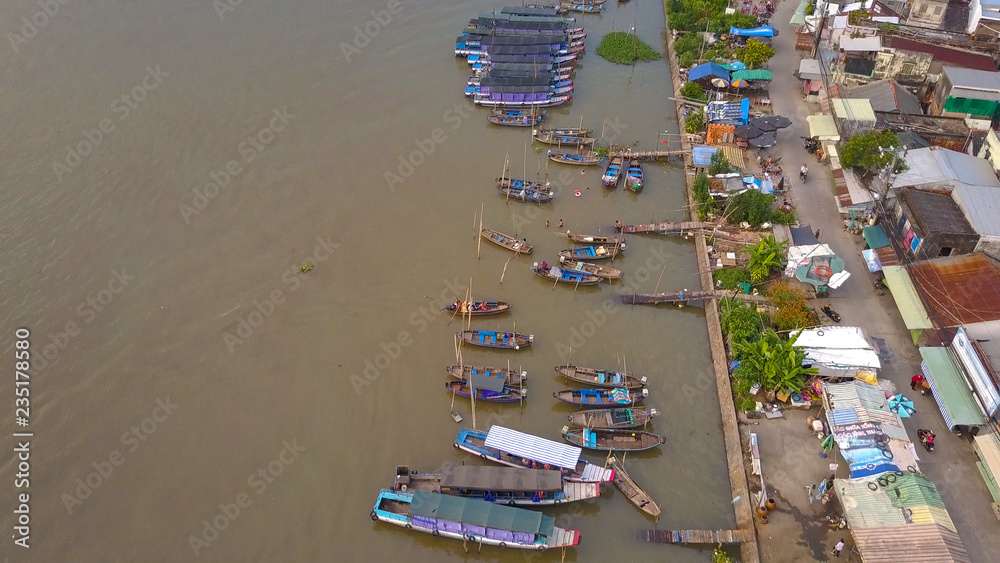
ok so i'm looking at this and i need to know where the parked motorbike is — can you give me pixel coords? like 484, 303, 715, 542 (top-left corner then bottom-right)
803, 137, 818, 153
825, 515, 847, 529
917, 429, 936, 452
821, 305, 841, 323
873, 278, 886, 296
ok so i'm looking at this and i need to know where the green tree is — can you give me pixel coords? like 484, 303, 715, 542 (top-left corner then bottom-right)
726, 189, 772, 227
839, 130, 901, 171
744, 234, 786, 284
734, 329, 817, 394
685, 111, 705, 134
708, 151, 731, 175
680, 81, 707, 102
736, 38, 775, 69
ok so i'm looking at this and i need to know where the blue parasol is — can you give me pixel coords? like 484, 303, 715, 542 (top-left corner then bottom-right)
888, 394, 916, 418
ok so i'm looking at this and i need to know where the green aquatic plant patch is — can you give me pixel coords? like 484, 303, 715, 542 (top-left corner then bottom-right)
596, 31, 662, 64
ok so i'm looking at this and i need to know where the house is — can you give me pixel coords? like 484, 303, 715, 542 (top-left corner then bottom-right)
835, 36, 882, 85
870, 48, 934, 88
908, 253, 1000, 327
952, 184, 1000, 258
838, 80, 923, 114
975, 0, 1000, 40
977, 128, 1000, 172
932, 66, 1000, 118
907, 0, 950, 29
875, 111, 970, 151
885, 37, 996, 72
894, 188, 980, 259
892, 146, 1000, 191
832, 98, 876, 139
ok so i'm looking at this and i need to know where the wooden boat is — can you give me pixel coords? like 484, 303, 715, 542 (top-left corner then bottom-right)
496, 177, 551, 192
567, 407, 659, 429
446, 365, 527, 385
565, 232, 626, 245
555, 365, 647, 389
561, 426, 665, 452
608, 455, 661, 517
458, 330, 533, 350
534, 125, 593, 136
553, 387, 648, 407
557, 258, 622, 279
444, 300, 511, 316
557, 244, 623, 261
488, 113, 541, 127
481, 228, 533, 254
533, 128, 596, 146
602, 156, 623, 187
498, 185, 554, 203
625, 158, 643, 192
532, 263, 601, 285
391, 464, 600, 506
455, 426, 615, 482
548, 150, 602, 166
371, 489, 581, 549
445, 380, 526, 403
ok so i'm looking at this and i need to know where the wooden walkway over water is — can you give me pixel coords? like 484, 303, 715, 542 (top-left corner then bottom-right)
620, 290, 769, 306
618, 221, 710, 235
609, 149, 688, 160
640, 528, 755, 544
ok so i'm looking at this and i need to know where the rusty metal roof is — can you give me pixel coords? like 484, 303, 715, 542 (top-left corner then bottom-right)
909, 254, 1000, 327
851, 523, 971, 563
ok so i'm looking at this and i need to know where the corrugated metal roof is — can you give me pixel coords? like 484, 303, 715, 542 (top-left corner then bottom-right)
894, 146, 1000, 190
798, 58, 822, 81
882, 266, 934, 330
883, 472, 946, 510
952, 185, 1000, 237
888, 439, 920, 474
909, 506, 957, 533
852, 524, 972, 563
897, 188, 977, 237
842, 80, 922, 114
807, 114, 840, 140
840, 35, 882, 52
944, 66, 1000, 93
919, 347, 987, 426
832, 98, 876, 121
948, 87, 1000, 102
484, 426, 581, 470
910, 254, 1000, 327
824, 381, 909, 440
973, 426, 1000, 495
835, 478, 908, 528
731, 69, 773, 81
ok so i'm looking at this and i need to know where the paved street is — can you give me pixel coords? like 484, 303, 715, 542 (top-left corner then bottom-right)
746, 1, 1000, 561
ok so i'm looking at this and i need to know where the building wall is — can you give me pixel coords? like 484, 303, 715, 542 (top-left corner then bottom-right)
872, 49, 934, 85
933, 70, 956, 115
977, 235, 1000, 260
979, 129, 1000, 173
914, 232, 982, 260
907, 0, 950, 28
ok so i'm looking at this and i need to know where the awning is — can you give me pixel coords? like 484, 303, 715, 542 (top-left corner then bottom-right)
806, 114, 840, 141
973, 427, 1000, 503
798, 59, 823, 81
731, 69, 773, 81
862, 249, 882, 272
409, 491, 555, 535
484, 426, 581, 470
717, 144, 746, 171
882, 266, 933, 330
920, 347, 987, 429
862, 225, 890, 249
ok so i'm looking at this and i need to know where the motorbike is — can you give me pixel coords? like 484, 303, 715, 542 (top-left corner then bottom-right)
873, 277, 886, 296
825, 515, 847, 529
802, 137, 818, 154
799, 168, 808, 182
821, 305, 841, 323
917, 429, 936, 452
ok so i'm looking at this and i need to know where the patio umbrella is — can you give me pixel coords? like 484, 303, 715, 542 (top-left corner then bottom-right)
888, 394, 916, 418
748, 133, 776, 148
731, 79, 750, 88
761, 115, 792, 129
710, 77, 729, 88
749, 117, 778, 132
734, 123, 763, 139
729, 61, 748, 70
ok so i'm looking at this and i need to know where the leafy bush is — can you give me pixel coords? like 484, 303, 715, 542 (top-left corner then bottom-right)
679, 50, 697, 68
726, 190, 773, 227
770, 208, 796, 224
708, 151, 730, 175
685, 111, 705, 134
680, 81, 707, 102
840, 130, 900, 171
744, 234, 786, 284
735, 38, 775, 69
714, 267, 752, 290
720, 298, 765, 348
767, 281, 819, 332
596, 31, 662, 64
804, 3, 815, 15
734, 329, 817, 394
693, 172, 714, 219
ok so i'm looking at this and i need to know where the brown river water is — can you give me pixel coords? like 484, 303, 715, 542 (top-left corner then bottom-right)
0, 1, 732, 560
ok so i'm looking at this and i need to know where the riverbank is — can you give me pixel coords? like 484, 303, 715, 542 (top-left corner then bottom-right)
663, 6, 761, 561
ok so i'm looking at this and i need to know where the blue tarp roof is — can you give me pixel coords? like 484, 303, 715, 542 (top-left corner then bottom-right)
692, 145, 717, 167
730, 26, 775, 37
689, 62, 730, 82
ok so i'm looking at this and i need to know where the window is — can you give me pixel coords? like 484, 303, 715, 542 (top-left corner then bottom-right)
901, 63, 915, 76
940, 247, 953, 256
933, 6, 943, 15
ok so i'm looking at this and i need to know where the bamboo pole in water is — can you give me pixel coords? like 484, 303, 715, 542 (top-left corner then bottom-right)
653, 264, 667, 294
477, 203, 484, 259
500, 255, 512, 284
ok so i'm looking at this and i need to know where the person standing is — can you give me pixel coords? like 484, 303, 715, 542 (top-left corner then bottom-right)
911, 373, 925, 391
833, 539, 846, 557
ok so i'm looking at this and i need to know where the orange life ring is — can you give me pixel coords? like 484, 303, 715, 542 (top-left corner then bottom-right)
815, 265, 833, 278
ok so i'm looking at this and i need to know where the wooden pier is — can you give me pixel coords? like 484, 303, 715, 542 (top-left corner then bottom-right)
618, 221, 711, 235
640, 528, 755, 544
620, 290, 769, 306
609, 149, 688, 160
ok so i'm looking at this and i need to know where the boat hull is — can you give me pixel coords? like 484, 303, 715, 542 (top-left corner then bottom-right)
567, 407, 659, 429
445, 380, 526, 403
446, 365, 527, 385
555, 365, 647, 389
553, 388, 647, 407
561, 426, 665, 452
532, 266, 601, 285
444, 301, 512, 316
558, 258, 622, 279
459, 331, 533, 349
557, 244, 623, 261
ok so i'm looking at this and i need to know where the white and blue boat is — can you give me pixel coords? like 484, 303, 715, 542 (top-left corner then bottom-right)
371, 489, 581, 550
454, 425, 614, 482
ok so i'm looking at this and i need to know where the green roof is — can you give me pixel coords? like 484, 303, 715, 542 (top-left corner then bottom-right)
882, 266, 933, 330
919, 347, 987, 427
731, 69, 774, 81
943, 96, 999, 117
410, 491, 555, 536
883, 473, 946, 510
863, 225, 890, 249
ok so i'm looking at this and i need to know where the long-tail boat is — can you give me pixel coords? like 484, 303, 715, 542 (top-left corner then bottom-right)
557, 258, 622, 279
602, 155, 623, 187
553, 387, 647, 407
557, 244, 623, 261
446, 365, 527, 385
481, 228, 533, 254
445, 380, 527, 403
554, 365, 647, 389
567, 407, 659, 429
532, 263, 601, 285
533, 128, 596, 146
625, 158, 643, 192
391, 463, 600, 506
371, 489, 581, 549
496, 177, 551, 192
565, 232, 626, 245
561, 426, 665, 452
444, 300, 512, 316
547, 150, 601, 165
498, 184, 555, 203
607, 455, 661, 517
458, 330, 533, 350
454, 425, 615, 482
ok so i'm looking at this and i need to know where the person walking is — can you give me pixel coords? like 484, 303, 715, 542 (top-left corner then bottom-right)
911, 373, 924, 391
833, 538, 846, 557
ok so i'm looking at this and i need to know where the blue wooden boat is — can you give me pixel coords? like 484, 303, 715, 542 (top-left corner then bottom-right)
532, 263, 601, 285
458, 330, 533, 349
555, 365, 647, 389
454, 425, 615, 482
561, 426, 665, 452
602, 156, 623, 187
371, 489, 581, 549
497, 177, 550, 191
391, 464, 600, 505
567, 407, 659, 429
446, 365, 527, 385
547, 150, 601, 165
445, 379, 526, 403
498, 184, 554, 203
625, 158, 643, 192
557, 244, 623, 261
553, 387, 647, 407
